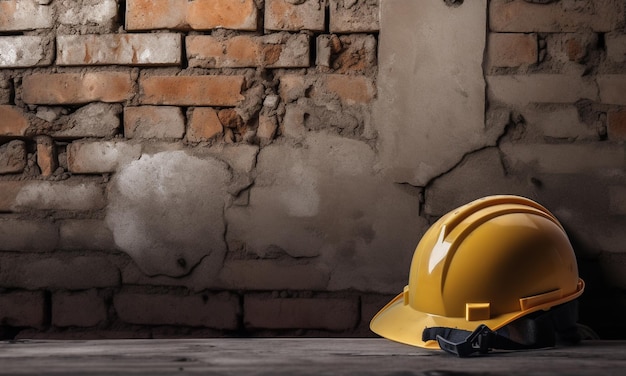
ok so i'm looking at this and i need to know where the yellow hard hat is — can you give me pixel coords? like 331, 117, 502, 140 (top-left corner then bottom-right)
370, 195, 584, 356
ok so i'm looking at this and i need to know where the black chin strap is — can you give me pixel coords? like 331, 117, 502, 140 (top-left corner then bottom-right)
422, 300, 580, 357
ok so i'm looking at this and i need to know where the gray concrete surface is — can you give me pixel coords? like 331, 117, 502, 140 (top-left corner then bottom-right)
0, 338, 624, 375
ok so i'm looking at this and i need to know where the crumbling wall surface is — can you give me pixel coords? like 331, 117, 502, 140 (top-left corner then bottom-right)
375, 0, 626, 338
0, 0, 403, 339
1, 0, 626, 340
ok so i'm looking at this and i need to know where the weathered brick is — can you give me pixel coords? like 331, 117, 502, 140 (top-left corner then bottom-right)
0, 180, 106, 212
0, 140, 26, 174
59, 219, 116, 251
316, 34, 377, 73
606, 32, 626, 63
114, 291, 239, 329
0, 0, 53, 31
187, 107, 223, 142
57, 34, 182, 66
57, 0, 118, 27
52, 103, 122, 139
608, 110, 626, 141
265, 0, 325, 32
490, 0, 624, 32
501, 143, 625, 174
0, 254, 121, 290
522, 106, 597, 141
598, 75, 626, 106
124, 106, 185, 139
218, 260, 329, 290
323, 74, 375, 104
0, 217, 58, 251
279, 74, 375, 105
257, 115, 278, 145
487, 33, 537, 68
0, 291, 46, 327
278, 74, 308, 103
67, 140, 142, 173
35, 135, 57, 177
126, 0, 258, 31
0, 36, 53, 67
244, 295, 359, 330
486, 74, 598, 105
545, 32, 599, 64
0, 105, 29, 136
329, 0, 379, 33
187, 33, 310, 68
139, 75, 245, 106
22, 72, 134, 105
52, 290, 107, 327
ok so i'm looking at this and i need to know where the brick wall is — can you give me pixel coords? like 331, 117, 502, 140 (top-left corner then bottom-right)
0, 0, 381, 339
1, 0, 626, 340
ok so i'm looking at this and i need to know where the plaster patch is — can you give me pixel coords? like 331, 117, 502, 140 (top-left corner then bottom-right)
106, 150, 231, 277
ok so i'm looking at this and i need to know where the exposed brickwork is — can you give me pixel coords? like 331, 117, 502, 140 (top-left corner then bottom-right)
126, 0, 258, 31
0, 106, 29, 136
489, 0, 624, 32
0, 0, 624, 341
265, 0, 325, 32
57, 34, 183, 66
187, 107, 224, 142
186, 33, 310, 68
124, 106, 185, 139
0, 0, 54, 31
488, 33, 538, 68
22, 72, 134, 105
139, 75, 245, 106
0, 36, 53, 68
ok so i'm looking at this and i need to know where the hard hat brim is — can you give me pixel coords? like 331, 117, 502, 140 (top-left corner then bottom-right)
370, 278, 585, 349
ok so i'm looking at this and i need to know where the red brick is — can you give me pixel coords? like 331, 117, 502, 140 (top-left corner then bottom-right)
489, 0, 624, 33
608, 111, 626, 141
0, 179, 106, 212
124, 106, 185, 139
57, 34, 182, 66
22, 72, 133, 105
244, 295, 359, 330
0, 105, 29, 136
187, 0, 258, 30
488, 33, 538, 68
35, 135, 57, 177
265, 0, 325, 32
114, 291, 239, 329
139, 75, 245, 106
187, 107, 223, 142
0, 291, 46, 327
126, 0, 258, 31
0, 0, 53, 31
186, 33, 310, 68
52, 290, 107, 327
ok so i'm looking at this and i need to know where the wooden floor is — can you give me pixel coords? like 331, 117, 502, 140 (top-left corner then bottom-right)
0, 338, 624, 375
